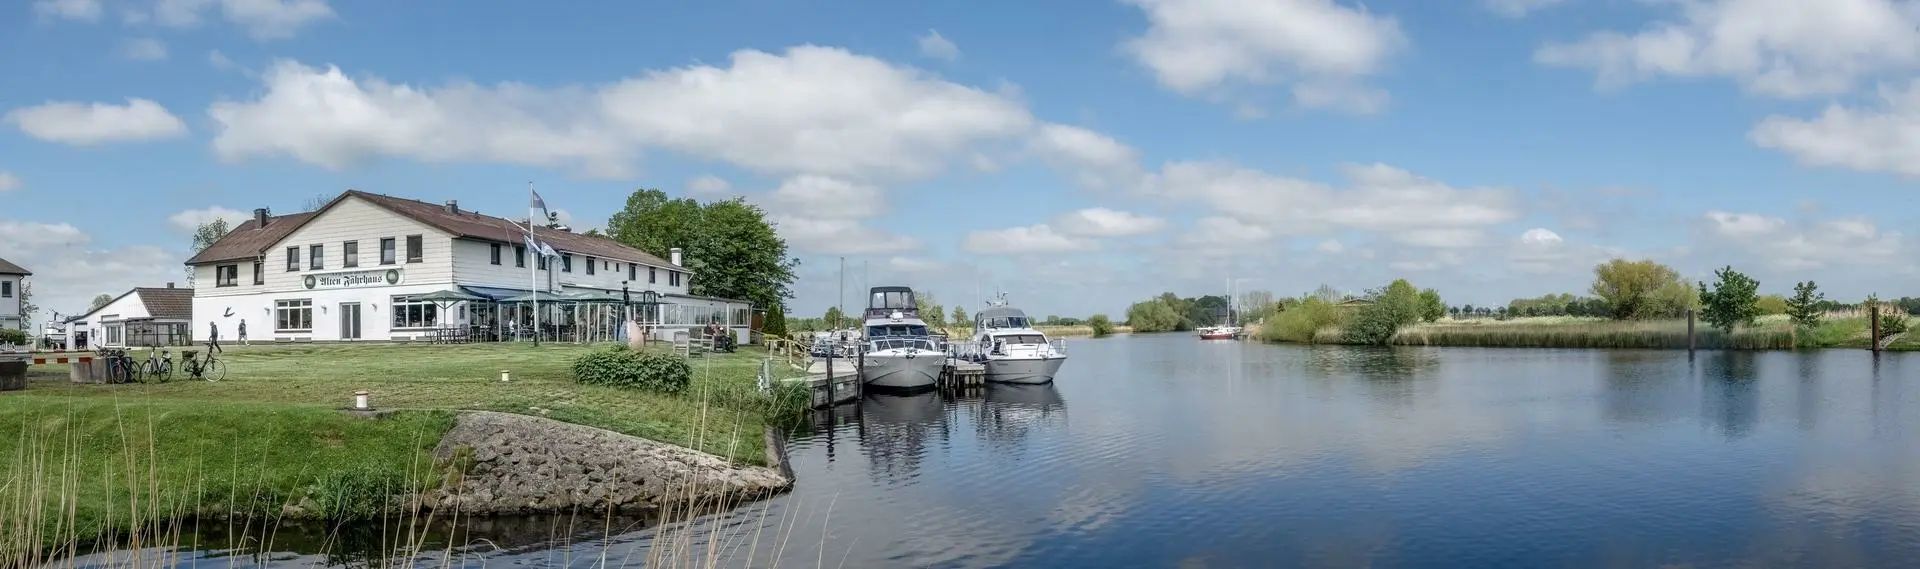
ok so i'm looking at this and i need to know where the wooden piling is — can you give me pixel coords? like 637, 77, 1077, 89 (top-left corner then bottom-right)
1871, 299, 1882, 353
1686, 309, 1696, 353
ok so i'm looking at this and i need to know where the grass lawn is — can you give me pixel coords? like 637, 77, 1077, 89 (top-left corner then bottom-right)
15, 342, 777, 463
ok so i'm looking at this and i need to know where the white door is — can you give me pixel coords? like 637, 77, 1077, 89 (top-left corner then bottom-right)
340, 303, 362, 340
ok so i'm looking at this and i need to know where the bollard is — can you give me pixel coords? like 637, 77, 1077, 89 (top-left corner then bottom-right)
500, 369, 511, 382
353, 390, 370, 410
1686, 309, 1696, 353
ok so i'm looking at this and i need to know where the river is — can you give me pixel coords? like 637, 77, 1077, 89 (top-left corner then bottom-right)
115, 334, 1920, 567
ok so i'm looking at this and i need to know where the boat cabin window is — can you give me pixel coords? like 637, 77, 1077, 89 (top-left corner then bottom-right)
980, 316, 1031, 329
993, 334, 1047, 345
870, 290, 917, 310
867, 324, 929, 337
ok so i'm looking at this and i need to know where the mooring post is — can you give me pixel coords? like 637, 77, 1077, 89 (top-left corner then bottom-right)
1871, 300, 1882, 353
1686, 309, 1696, 353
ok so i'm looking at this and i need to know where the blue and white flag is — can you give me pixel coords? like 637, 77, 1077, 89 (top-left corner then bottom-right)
523, 232, 558, 259
529, 187, 549, 222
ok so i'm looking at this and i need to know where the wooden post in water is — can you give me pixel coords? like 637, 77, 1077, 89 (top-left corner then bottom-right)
1871, 299, 1882, 353
1686, 309, 1696, 353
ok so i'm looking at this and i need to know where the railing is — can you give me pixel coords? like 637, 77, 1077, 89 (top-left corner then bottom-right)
763, 337, 812, 371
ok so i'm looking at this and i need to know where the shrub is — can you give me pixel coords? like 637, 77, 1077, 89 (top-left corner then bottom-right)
0, 329, 25, 345
1345, 279, 1422, 346
571, 346, 692, 393
1087, 314, 1114, 337
1261, 297, 1343, 343
1881, 313, 1909, 339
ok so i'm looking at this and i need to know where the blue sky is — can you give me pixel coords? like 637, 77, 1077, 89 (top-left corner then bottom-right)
4, 0, 1919, 319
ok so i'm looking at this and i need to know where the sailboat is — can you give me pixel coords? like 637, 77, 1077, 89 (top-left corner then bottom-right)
1197, 277, 1244, 340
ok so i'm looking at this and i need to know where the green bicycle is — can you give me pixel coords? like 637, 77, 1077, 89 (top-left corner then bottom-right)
180, 347, 226, 382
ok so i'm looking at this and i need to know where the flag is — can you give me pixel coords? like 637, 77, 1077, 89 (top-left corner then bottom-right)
529, 187, 549, 222
523, 233, 558, 259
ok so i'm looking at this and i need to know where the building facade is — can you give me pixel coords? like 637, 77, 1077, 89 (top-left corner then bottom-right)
63, 285, 194, 350
184, 190, 752, 343
0, 257, 29, 333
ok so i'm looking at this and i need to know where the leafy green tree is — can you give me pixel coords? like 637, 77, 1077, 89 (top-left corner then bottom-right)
951, 306, 969, 329
1126, 298, 1184, 333
187, 218, 231, 285
1786, 281, 1824, 328
607, 189, 797, 312
763, 303, 788, 339
917, 293, 947, 329
1417, 288, 1445, 323
1755, 294, 1790, 315
89, 294, 113, 311
1697, 266, 1760, 333
1346, 279, 1423, 345
1591, 259, 1693, 320
1087, 314, 1114, 337
824, 306, 845, 329
1187, 295, 1229, 327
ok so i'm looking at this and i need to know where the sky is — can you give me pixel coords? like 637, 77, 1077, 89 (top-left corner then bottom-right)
3, 0, 1919, 321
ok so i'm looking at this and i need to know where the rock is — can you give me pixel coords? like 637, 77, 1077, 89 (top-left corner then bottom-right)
427, 411, 790, 516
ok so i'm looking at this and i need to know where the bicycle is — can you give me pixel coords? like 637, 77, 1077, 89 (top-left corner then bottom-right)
140, 348, 174, 383
96, 348, 140, 384
181, 348, 226, 382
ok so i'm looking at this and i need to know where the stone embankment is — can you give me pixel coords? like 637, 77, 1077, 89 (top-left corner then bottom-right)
427, 411, 790, 515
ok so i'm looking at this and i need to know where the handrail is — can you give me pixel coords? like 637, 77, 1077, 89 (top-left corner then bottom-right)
762, 337, 812, 371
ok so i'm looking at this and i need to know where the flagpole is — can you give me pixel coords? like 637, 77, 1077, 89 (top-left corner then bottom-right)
529, 182, 540, 347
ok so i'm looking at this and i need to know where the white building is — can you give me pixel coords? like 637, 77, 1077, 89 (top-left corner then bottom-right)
0, 257, 27, 333
184, 190, 754, 343
63, 285, 194, 350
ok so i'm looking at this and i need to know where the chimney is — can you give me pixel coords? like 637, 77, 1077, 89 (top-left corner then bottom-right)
253, 208, 270, 228
670, 247, 683, 266
166, 282, 175, 289
444, 200, 459, 215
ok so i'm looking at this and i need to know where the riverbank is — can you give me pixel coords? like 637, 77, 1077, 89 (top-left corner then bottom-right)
0, 343, 790, 555
1258, 315, 1920, 350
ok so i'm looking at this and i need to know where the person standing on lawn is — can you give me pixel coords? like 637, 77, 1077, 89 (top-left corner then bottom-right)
208, 321, 222, 355
238, 319, 249, 346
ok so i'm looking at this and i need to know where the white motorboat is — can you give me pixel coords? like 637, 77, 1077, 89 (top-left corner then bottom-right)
859, 286, 945, 390
971, 297, 1068, 384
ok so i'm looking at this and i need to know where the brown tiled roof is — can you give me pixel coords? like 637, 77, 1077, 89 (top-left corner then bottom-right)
0, 256, 27, 275
135, 287, 194, 320
183, 211, 317, 265
348, 191, 677, 268
186, 190, 679, 270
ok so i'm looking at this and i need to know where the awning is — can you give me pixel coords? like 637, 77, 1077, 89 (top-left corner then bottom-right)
499, 291, 573, 303
411, 288, 488, 303
461, 286, 531, 301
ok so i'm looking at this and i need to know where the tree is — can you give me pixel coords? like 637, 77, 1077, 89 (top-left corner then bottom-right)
1417, 288, 1445, 323
917, 293, 946, 329
18, 282, 35, 333
1187, 295, 1229, 327
1755, 294, 1790, 315
607, 189, 797, 313
1591, 259, 1693, 320
1346, 279, 1423, 345
951, 306, 969, 329
1088, 314, 1114, 337
824, 306, 845, 329
90, 294, 113, 311
1786, 281, 1825, 329
187, 218, 232, 286
763, 303, 788, 339
1126, 298, 1184, 333
1697, 265, 1760, 333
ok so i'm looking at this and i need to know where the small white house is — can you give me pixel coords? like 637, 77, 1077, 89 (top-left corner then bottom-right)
64, 285, 195, 350
0, 256, 28, 334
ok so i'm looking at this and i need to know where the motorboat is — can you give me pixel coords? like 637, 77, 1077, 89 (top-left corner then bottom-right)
858, 286, 945, 390
970, 297, 1068, 384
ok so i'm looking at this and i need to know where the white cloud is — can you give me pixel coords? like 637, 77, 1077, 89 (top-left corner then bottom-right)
964, 224, 1097, 254
154, 0, 335, 40
686, 175, 732, 196
771, 216, 920, 255
34, 0, 101, 21
211, 47, 1034, 181
6, 98, 188, 145
769, 175, 885, 219
167, 206, 250, 232
0, 220, 180, 318
1152, 161, 1518, 247
1053, 208, 1166, 237
1751, 80, 1920, 177
0, 172, 19, 192
1535, 0, 1920, 98
1315, 238, 1346, 254
1484, 0, 1566, 18
122, 38, 169, 61
1519, 227, 1563, 246
887, 256, 946, 273
1029, 123, 1146, 190
1121, 0, 1405, 112
1178, 216, 1275, 247
1700, 211, 1908, 271
208, 49, 238, 71
918, 29, 961, 61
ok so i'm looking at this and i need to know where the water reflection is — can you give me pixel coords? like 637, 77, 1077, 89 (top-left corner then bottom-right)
975, 383, 1067, 448
1699, 351, 1761, 438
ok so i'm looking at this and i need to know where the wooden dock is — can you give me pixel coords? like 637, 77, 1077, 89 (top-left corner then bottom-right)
939, 358, 986, 389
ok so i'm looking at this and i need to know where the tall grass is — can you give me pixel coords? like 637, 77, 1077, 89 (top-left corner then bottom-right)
1379, 316, 1878, 350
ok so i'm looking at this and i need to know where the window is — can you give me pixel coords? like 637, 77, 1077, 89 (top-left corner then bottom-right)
390, 295, 440, 329
649, 267, 657, 284
252, 261, 264, 285
538, 255, 548, 270
1, 281, 10, 298
628, 263, 636, 281
106, 324, 122, 345
562, 253, 573, 273
406, 235, 423, 263
514, 245, 526, 268
670, 271, 681, 287
585, 256, 596, 275
343, 241, 359, 268
490, 243, 502, 265
286, 247, 300, 271
275, 299, 313, 332
309, 244, 324, 270
380, 238, 397, 265
215, 264, 239, 287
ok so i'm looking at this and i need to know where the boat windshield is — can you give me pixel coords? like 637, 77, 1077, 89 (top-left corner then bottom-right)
870, 338, 936, 351
993, 334, 1047, 345
980, 316, 1030, 329
867, 324, 929, 337
869, 290, 916, 311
